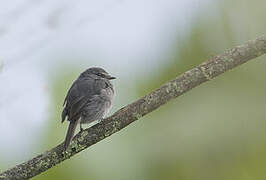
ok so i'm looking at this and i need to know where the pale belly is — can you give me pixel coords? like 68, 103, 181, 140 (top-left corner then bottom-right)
80, 87, 114, 124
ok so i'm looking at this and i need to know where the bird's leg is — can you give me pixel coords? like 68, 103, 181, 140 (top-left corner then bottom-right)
80, 123, 84, 132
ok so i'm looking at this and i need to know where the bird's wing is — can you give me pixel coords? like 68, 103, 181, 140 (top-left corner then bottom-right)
68, 95, 91, 120
62, 77, 105, 123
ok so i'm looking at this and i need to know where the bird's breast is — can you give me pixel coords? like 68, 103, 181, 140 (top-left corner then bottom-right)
100, 87, 114, 117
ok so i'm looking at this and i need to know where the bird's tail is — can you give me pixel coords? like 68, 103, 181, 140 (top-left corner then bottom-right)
64, 120, 78, 151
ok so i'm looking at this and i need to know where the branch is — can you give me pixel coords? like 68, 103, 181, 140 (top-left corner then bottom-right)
1, 35, 266, 180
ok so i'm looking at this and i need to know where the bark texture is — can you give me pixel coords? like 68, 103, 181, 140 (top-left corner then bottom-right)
0, 35, 266, 180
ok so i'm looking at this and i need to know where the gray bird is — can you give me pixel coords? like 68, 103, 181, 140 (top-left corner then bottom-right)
61, 67, 115, 151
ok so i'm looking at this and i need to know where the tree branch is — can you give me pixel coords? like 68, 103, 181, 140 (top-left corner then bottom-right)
1, 35, 266, 180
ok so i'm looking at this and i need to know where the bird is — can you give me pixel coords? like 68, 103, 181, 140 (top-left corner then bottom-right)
61, 67, 116, 151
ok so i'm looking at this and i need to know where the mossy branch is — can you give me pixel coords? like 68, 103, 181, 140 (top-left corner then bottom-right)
1, 35, 266, 180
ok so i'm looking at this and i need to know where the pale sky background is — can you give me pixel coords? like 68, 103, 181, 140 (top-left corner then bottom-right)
0, 0, 215, 162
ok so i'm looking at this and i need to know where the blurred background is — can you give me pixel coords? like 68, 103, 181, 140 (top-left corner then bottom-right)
0, 0, 266, 179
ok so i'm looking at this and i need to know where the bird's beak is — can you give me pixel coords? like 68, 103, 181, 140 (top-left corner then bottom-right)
106, 74, 116, 80
108, 76, 116, 80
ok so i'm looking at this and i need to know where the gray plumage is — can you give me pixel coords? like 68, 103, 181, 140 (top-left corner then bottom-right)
62, 67, 115, 151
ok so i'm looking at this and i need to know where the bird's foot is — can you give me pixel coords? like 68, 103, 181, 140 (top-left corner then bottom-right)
99, 118, 104, 123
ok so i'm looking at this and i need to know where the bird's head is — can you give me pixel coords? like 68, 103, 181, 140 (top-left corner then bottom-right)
81, 67, 116, 80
